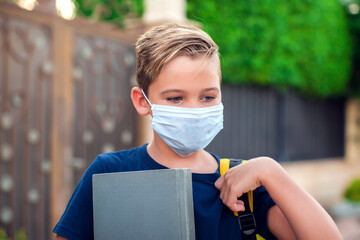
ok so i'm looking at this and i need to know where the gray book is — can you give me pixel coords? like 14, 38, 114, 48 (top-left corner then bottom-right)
92, 168, 195, 240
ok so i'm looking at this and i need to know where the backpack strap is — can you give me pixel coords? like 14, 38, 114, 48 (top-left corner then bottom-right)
220, 158, 266, 240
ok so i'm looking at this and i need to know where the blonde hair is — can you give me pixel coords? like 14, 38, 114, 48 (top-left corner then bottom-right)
135, 23, 220, 95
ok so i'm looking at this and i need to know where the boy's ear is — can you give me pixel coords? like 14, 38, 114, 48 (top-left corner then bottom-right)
131, 87, 151, 116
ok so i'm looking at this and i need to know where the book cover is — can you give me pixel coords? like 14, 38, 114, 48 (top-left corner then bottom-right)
93, 168, 195, 240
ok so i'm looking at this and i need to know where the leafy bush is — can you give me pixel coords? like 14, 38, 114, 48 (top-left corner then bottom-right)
340, 0, 360, 97
74, 0, 144, 27
0, 229, 8, 240
0, 229, 26, 240
345, 177, 360, 202
187, 0, 353, 97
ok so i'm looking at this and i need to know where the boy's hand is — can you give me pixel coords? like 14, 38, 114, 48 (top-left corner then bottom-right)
214, 157, 277, 212
216, 157, 342, 239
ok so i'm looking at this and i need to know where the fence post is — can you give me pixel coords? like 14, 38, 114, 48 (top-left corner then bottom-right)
50, 18, 74, 233
345, 98, 360, 164
143, 0, 186, 25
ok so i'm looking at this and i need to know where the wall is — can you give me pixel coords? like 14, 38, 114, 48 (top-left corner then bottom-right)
285, 99, 360, 209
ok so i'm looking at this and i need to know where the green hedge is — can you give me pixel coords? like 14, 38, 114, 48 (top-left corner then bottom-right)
70, 0, 355, 98
345, 177, 360, 202
74, 0, 143, 27
345, 2, 360, 97
187, 0, 353, 97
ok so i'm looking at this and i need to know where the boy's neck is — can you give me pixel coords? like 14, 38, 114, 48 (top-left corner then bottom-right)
147, 135, 218, 174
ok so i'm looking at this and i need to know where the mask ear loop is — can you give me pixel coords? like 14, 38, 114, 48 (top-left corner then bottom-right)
141, 89, 153, 107
141, 89, 154, 118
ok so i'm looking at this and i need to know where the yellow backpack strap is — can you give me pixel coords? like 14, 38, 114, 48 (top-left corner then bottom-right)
220, 159, 254, 213
256, 234, 265, 240
220, 158, 266, 240
220, 158, 230, 176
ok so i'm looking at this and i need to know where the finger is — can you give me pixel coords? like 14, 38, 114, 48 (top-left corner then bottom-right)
223, 184, 238, 209
233, 200, 245, 212
227, 198, 245, 212
214, 176, 223, 190
223, 184, 245, 211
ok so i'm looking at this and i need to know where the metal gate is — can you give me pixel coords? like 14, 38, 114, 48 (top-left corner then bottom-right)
0, 3, 139, 239
207, 85, 345, 162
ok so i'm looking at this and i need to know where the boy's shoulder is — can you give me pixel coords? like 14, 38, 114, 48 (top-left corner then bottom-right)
94, 144, 148, 173
98, 144, 146, 160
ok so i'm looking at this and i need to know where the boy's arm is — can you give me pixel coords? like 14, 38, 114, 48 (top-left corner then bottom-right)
267, 204, 296, 239
55, 234, 69, 240
215, 157, 342, 240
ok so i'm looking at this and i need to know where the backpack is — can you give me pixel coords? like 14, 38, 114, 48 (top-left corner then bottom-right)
220, 158, 266, 240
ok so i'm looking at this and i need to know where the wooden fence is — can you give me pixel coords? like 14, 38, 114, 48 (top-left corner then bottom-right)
0, 3, 141, 239
207, 85, 345, 162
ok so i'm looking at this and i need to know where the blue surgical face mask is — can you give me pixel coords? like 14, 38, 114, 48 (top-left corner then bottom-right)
142, 90, 224, 157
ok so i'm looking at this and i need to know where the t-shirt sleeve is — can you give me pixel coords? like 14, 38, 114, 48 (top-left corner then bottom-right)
253, 186, 277, 240
53, 156, 105, 240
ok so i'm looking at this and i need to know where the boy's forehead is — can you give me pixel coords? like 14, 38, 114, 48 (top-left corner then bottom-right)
147, 55, 221, 96
160, 54, 221, 77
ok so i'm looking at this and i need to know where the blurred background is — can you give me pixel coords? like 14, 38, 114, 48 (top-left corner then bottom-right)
0, 0, 360, 239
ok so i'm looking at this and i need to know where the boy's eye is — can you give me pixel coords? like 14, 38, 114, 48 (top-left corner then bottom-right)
201, 96, 215, 102
167, 97, 182, 103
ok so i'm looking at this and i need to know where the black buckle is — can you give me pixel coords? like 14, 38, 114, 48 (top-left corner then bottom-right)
238, 213, 257, 236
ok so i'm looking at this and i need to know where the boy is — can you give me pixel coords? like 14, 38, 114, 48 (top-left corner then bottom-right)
54, 23, 342, 240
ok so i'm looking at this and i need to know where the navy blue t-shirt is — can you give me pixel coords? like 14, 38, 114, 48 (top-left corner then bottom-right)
53, 144, 276, 240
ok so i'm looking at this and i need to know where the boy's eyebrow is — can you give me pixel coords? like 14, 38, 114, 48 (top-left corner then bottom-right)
160, 89, 186, 95
160, 88, 220, 95
203, 87, 220, 92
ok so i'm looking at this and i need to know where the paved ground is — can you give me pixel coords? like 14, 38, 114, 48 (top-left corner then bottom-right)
330, 202, 360, 239
336, 215, 360, 240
